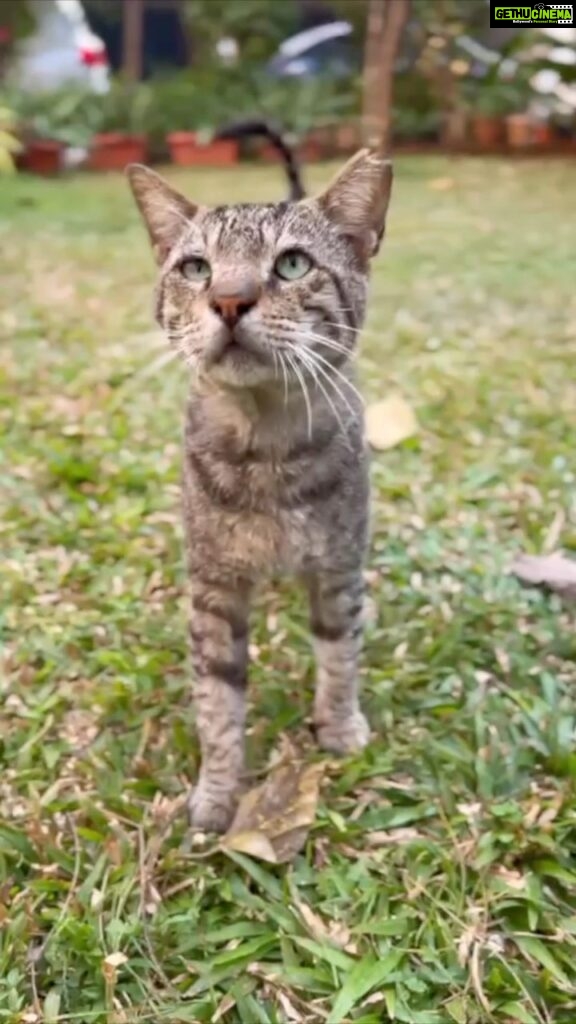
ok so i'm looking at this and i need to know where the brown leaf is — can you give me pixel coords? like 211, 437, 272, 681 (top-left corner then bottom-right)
293, 895, 351, 949
102, 951, 128, 984
429, 176, 455, 191
511, 552, 576, 601
220, 758, 325, 864
365, 394, 418, 451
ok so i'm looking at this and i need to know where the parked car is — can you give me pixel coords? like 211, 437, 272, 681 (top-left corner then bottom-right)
7, 0, 109, 94
266, 21, 356, 80
265, 17, 479, 81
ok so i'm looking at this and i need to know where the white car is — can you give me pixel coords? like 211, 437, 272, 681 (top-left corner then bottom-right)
7, 0, 109, 94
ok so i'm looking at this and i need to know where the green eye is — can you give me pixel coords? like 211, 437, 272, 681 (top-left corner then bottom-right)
274, 250, 313, 281
180, 257, 211, 282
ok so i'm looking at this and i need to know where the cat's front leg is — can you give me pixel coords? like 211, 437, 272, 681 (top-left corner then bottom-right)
187, 573, 252, 832
306, 569, 370, 755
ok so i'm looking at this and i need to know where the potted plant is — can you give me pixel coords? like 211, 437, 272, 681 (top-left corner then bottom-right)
89, 83, 150, 171
282, 79, 355, 162
151, 72, 239, 167
151, 73, 197, 164
501, 71, 536, 148
467, 80, 513, 148
15, 88, 95, 175
392, 70, 442, 148
170, 126, 238, 166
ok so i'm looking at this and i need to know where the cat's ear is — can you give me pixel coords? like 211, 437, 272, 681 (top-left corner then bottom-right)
127, 164, 197, 264
316, 149, 392, 258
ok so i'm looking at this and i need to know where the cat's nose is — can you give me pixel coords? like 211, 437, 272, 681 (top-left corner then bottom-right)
210, 282, 260, 327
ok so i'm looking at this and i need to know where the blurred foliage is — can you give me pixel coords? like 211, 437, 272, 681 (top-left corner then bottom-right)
0, 0, 35, 43
181, 0, 297, 64
463, 70, 534, 118
148, 63, 359, 139
6, 86, 100, 146
96, 80, 153, 134
392, 70, 442, 140
0, 0, 35, 79
83, 0, 123, 24
6, 81, 154, 145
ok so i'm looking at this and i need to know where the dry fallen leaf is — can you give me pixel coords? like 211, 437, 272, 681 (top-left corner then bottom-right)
293, 895, 352, 950
103, 951, 128, 968
365, 394, 418, 451
220, 757, 325, 864
102, 951, 128, 984
429, 176, 455, 191
511, 552, 576, 601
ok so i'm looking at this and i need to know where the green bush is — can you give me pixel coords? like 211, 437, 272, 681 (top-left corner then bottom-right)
96, 81, 153, 135
464, 76, 533, 118
8, 87, 100, 147
148, 66, 360, 143
392, 70, 442, 141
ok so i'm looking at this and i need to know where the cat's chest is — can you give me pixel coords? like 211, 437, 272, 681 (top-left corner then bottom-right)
184, 449, 356, 575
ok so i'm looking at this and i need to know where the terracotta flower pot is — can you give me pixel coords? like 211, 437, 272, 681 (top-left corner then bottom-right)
299, 140, 323, 163
471, 115, 504, 149
23, 140, 63, 176
89, 133, 148, 172
505, 114, 534, 149
306, 126, 332, 157
167, 132, 238, 166
335, 122, 360, 154
257, 141, 282, 163
441, 109, 469, 149
533, 121, 553, 146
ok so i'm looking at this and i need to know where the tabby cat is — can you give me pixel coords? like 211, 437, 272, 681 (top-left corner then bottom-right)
128, 139, 392, 832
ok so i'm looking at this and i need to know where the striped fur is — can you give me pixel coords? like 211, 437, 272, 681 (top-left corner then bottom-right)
128, 151, 393, 832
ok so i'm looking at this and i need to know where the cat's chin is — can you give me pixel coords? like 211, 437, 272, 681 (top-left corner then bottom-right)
203, 345, 276, 389
207, 360, 276, 390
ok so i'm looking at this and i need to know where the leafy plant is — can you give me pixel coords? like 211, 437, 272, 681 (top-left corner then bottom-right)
467, 67, 534, 118
11, 88, 100, 147
148, 73, 198, 136
97, 82, 152, 135
244, 74, 358, 142
181, 0, 296, 65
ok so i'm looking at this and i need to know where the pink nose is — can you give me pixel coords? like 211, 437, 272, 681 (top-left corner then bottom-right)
210, 282, 260, 326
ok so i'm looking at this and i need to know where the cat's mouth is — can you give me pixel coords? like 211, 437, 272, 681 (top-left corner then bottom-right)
209, 327, 266, 367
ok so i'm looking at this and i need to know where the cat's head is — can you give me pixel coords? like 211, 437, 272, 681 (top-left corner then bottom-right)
128, 151, 392, 390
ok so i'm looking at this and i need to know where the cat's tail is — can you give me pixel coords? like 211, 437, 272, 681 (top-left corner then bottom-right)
214, 119, 306, 201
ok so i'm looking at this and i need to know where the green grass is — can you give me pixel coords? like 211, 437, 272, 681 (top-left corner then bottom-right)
1, 156, 575, 1024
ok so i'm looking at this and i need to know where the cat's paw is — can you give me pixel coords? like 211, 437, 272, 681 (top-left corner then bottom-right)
188, 785, 238, 834
316, 711, 370, 756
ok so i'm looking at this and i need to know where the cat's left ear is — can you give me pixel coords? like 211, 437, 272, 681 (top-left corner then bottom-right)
316, 149, 392, 258
127, 164, 197, 265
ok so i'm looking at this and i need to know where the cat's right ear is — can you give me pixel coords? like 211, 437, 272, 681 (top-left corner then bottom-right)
126, 164, 197, 265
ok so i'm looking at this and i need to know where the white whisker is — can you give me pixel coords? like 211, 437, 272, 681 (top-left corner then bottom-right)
300, 345, 364, 414
299, 332, 356, 359
298, 347, 358, 421
285, 351, 313, 439
295, 349, 348, 437
278, 350, 289, 407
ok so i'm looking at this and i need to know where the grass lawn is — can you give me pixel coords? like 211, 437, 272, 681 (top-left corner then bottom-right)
1, 156, 575, 1024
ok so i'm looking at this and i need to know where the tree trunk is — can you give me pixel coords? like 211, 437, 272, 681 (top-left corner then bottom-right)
122, 0, 144, 82
362, 0, 387, 148
362, 0, 410, 154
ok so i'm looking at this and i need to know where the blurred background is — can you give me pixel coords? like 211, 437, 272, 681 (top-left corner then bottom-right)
1, 0, 576, 173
